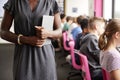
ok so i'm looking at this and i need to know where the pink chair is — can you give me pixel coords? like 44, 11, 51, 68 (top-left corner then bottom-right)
68, 40, 81, 70
102, 68, 110, 80
62, 31, 71, 51
58, 31, 70, 59
68, 41, 91, 80
60, 31, 74, 57
60, 31, 74, 66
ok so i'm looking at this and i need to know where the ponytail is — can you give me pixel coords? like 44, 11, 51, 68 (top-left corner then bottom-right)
98, 32, 108, 50
99, 19, 120, 50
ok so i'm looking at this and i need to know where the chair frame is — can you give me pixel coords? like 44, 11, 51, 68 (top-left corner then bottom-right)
102, 69, 110, 80
62, 31, 71, 51
69, 41, 91, 80
60, 31, 73, 66
58, 31, 71, 59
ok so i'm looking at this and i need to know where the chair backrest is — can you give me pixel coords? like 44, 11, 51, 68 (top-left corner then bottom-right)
62, 31, 71, 51
79, 53, 91, 80
69, 41, 81, 70
69, 41, 91, 80
102, 69, 110, 80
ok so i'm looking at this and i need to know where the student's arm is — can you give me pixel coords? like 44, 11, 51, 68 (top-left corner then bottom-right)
110, 69, 120, 80
108, 56, 120, 80
88, 37, 100, 58
83, 36, 101, 65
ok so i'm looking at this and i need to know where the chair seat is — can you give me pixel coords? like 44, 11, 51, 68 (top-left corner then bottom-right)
67, 41, 91, 80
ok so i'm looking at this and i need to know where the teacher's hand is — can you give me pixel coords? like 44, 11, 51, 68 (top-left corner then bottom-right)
28, 36, 45, 47
35, 26, 49, 39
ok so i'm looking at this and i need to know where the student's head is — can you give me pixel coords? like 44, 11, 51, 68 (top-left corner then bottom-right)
73, 17, 77, 23
66, 16, 73, 24
76, 15, 86, 25
80, 18, 89, 33
88, 17, 105, 36
99, 19, 120, 50
60, 13, 66, 23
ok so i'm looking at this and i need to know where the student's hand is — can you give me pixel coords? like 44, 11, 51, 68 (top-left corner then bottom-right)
35, 26, 49, 39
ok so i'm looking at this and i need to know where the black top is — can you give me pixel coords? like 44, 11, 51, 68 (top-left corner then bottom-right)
80, 33, 101, 69
79, 33, 103, 79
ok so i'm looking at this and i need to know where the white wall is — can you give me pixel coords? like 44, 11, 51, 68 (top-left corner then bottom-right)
65, 0, 89, 17
88, 0, 94, 17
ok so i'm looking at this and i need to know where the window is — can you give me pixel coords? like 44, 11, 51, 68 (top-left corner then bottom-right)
113, 0, 120, 18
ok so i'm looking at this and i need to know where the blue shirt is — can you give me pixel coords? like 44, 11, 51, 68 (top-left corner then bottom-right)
71, 26, 82, 40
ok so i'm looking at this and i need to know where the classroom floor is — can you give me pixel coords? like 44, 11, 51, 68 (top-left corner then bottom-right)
0, 44, 81, 80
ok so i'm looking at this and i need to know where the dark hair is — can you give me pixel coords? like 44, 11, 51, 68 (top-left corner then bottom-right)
99, 19, 120, 50
66, 16, 73, 22
76, 15, 85, 25
80, 18, 89, 30
60, 13, 66, 19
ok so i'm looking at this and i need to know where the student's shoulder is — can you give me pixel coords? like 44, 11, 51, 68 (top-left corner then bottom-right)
82, 33, 96, 40
104, 49, 120, 61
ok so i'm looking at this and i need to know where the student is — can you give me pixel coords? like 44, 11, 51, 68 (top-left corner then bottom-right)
0, 0, 61, 80
62, 16, 73, 47
75, 18, 89, 50
62, 16, 73, 32
66, 18, 89, 65
79, 17, 105, 80
99, 19, 120, 80
70, 15, 83, 41
60, 13, 66, 29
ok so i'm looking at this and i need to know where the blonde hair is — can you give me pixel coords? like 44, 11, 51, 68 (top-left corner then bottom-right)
88, 17, 105, 30
99, 19, 120, 50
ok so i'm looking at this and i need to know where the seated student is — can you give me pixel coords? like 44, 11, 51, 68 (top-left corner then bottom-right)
60, 13, 66, 29
99, 19, 120, 80
62, 16, 73, 48
74, 18, 89, 64
67, 17, 78, 40
62, 16, 73, 32
66, 18, 89, 64
79, 17, 105, 80
71, 15, 84, 41
75, 18, 89, 50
